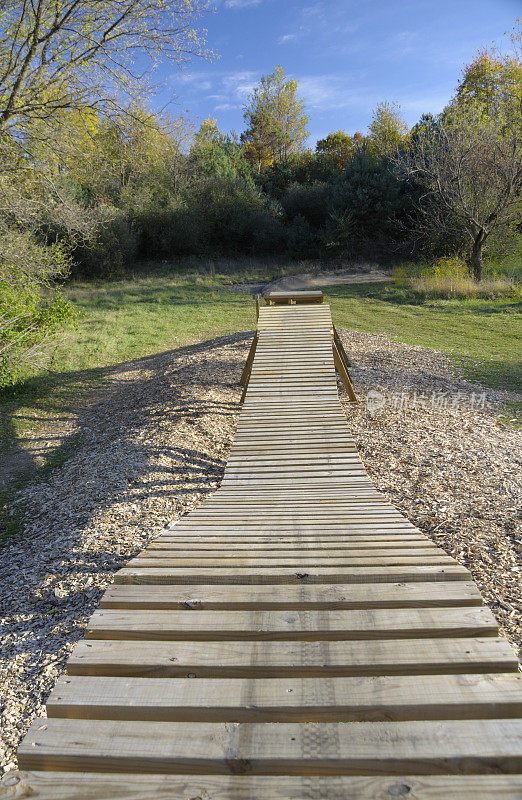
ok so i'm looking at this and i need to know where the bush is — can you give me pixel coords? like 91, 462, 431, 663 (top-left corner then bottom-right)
286, 214, 314, 256
0, 228, 77, 388
395, 257, 520, 299
430, 255, 469, 280
281, 181, 331, 228
409, 275, 520, 299
133, 205, 205, 259
72, 206, 138, 278
331, 149, 405, 242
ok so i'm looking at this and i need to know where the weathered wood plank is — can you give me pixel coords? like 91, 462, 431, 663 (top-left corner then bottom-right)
18, 718, 522, 774
86, 607, 497, 641
114, 564, 471, 584
47, 673, 522, 722
4, 772, 522, 800
99, 581, 483, 610
67, 637, 519, 678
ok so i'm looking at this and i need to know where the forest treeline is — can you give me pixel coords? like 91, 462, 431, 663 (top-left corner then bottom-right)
0, 1, 520, 387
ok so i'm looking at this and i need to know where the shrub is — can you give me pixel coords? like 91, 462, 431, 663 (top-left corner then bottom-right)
409, 275, 520, 299
133, 205, 205, 259
72, 206, 138, 278
430, 255, 469, 280
394, 256, 520, 299
286, 214, 314, 256
281, 181, 331, 228
0, 228, 77, 388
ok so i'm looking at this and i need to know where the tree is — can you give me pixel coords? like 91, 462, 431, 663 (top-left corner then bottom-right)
368, 100, 409, 156
455, 20, 522, 121
192, 117, 227, 149
0, 225, 77, 387
316, 130, 362, 169
242, 66, 309, 173
395, 106, 522, 280
0, 0, 210, 136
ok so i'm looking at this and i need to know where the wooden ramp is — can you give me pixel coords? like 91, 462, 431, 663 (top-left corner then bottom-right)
6, 298, 522, 799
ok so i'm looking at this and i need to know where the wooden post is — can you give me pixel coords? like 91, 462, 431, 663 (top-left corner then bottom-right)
333, 325, 352, 369
239, 333, 258, 402
332, 340, 357, 403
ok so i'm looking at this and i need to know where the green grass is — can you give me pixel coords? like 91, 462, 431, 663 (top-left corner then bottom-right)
328, 283, 522, 395
56, 270, 260, 372
1, 263, 520, 543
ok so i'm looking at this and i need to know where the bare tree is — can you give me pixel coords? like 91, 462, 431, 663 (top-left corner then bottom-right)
395, 107, 522, 280
0, 0, 211, 135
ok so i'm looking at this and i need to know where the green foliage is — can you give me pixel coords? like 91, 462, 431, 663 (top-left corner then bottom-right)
392, 258, 521, 300
316, 130, 361, 168
430, 256, 469, 280
242, 66, 310, 171
73, 206, 138, 278
286, 214, 314, 256
0, 228, 77, 387
455, 27, 522, 122
331, 147, 407, 247
368, 101, 409, 155
281, 181, 331, 228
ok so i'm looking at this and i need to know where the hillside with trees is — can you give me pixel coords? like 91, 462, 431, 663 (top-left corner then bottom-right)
0, 4, 520, 387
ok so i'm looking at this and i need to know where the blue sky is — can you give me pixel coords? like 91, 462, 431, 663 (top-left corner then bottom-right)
164, 0, 520, 145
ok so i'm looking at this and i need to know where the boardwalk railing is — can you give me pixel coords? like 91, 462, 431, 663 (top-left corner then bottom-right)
6, 293, 522, 799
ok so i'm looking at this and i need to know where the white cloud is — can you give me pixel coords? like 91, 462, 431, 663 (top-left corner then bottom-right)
222, 70, 258, 100
278, 33, 297, 44
176, 71, 215, 92
297, 75, 375, 112
224, 0, 262, 8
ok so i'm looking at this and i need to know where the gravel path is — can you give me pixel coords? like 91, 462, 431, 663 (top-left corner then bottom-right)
1, 328, 520, 775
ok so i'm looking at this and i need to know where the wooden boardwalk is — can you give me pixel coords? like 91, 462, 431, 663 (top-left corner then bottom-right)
7, 297, 522, 798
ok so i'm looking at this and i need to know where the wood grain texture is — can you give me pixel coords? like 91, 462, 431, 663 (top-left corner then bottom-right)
99, 581, 483, 610
47, 673, 522, 722
18, 718, 522, 774
67, 637, 519, 678
4, 772, 522, 800
86, 607, 498, 641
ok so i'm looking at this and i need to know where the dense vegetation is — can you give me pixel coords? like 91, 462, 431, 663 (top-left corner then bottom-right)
0, 3, 520, 388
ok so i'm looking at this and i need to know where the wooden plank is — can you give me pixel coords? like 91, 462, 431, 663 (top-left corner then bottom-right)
67, 637, 519, 678
5, 772, 522, 800
86, 607, 498, 641
99, 581, 483, 610
18, 718, 522, 774
126, 556, 456, 568
47, 673, 522, 722
148, 542, 439, 552
263, 290, 325, 303
114, 564, 471, 584
155, 535, 428, 544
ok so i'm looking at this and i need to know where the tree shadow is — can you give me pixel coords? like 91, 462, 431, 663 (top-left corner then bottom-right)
0, 332, 252, 489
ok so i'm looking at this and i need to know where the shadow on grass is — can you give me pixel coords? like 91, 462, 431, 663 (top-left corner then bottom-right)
0, 331, 251, 545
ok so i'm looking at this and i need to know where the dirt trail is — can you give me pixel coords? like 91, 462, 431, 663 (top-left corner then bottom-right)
264, 268, 391, 293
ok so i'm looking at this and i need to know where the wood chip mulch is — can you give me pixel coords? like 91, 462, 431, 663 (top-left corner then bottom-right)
0, 328, 520, 775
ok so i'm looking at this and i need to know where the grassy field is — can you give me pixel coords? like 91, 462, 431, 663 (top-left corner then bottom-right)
1, 263, 520, 538
35, 267, 522, 391
327, 282, 521, 395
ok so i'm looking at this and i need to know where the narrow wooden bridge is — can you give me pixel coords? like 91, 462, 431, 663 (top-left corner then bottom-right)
7, 293, 522, 798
